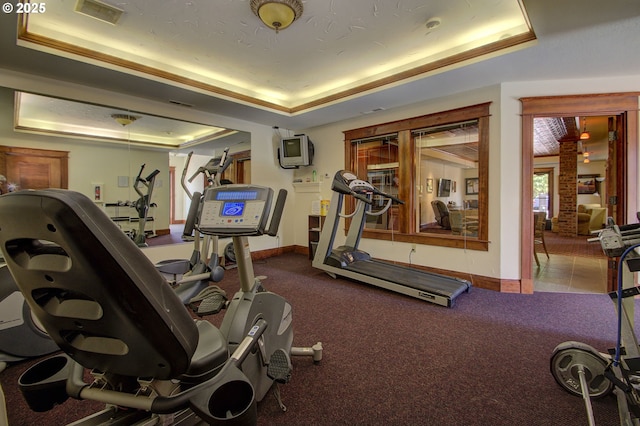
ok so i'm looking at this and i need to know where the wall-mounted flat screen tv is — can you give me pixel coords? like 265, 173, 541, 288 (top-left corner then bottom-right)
437, 178, 451, 197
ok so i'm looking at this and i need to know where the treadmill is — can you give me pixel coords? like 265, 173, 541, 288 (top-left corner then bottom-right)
312, 170, 471, 308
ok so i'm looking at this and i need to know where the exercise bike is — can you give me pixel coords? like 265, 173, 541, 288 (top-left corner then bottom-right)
550, 219, 640, 426
0, 185, 322, 425
155, 149, 231, 309
130, 163, 160, 247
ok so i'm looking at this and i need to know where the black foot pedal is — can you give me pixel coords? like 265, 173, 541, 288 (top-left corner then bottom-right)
195, 294, 226, 316
267, 349, 292, 384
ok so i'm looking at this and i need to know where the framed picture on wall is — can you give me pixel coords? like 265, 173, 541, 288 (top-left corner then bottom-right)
577, 174, 598, 194
465, 177, 479, 195
426, 178, 433, 193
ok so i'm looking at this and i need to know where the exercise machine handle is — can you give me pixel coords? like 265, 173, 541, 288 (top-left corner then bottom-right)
352, 191, 372, 205
134, 164, 146, 198
370, 186, 404, 205
267, 189, 288, 237
181, 152, 194, 200
145, 169, 160, 182
188, 167, 203, 183
135, 164, 145, 181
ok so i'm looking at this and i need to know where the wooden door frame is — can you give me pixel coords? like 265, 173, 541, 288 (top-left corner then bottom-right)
520, 93, 639, 293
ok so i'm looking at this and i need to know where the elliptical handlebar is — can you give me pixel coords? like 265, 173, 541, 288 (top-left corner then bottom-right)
181, 152, 194, 200
145, 169, 160, 182
186, 147, 232, 187
133, 163, 146, 198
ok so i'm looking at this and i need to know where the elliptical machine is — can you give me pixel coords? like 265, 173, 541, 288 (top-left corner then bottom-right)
155, 149, 231, 308
0, 185, 322, 425
550, 219, 640, 426
130, 163, 160, 247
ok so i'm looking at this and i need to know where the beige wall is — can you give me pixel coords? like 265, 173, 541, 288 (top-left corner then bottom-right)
2, 67, 639, 284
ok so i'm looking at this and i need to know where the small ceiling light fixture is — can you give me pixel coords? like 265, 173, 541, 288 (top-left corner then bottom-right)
111, 113, 139, 127
250, 0, 303, 33
425, 18, 441, 30
582, 141, 591, 163
580, 117, 590, 140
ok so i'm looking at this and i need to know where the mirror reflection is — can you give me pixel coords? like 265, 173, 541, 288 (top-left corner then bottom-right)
0, 88, 251, 246
416, 120, 479, 238
352, 135, 399, 231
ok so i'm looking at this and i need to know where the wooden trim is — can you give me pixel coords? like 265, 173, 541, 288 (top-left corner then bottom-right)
398, 130, 412, 234
14, 126, 182, 150
18, 14, 534, 114
521, 93, 640, 115
477, 114, 490, 242
290, 32, 536, 113
344, 103, 492, 140
17, 28, 290, 114
625, 111, 638, 222
360, 229, 489, 251
521, 114, 535, 294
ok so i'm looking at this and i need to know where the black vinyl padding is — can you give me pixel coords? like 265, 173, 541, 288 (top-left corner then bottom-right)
0, 189, 199, 380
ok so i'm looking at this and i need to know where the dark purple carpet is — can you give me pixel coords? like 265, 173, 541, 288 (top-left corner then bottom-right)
0, 252, 623, 425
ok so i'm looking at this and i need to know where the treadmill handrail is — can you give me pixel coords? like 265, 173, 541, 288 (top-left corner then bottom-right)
366, 198, 393, 217
369, 186, 404, 205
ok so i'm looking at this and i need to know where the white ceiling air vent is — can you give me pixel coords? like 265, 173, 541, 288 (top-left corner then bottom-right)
74, 0, 124, 25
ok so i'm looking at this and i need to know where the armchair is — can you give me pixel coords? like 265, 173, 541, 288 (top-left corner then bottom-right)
431, 200, 451, 230
450, 209, 478, 237
577, 204, 606, 235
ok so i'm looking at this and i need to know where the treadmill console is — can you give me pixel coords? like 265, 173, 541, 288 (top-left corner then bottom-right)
198, 184, 273, 236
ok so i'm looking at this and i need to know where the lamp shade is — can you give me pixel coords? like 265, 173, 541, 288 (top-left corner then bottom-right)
251, 0, 303, 32
111, 114, 139, 127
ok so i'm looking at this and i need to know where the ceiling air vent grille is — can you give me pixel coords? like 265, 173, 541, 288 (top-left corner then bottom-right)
74, 0, 124, 25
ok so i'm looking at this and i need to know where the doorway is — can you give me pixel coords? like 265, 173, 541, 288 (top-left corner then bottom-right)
520, 93, 639, 294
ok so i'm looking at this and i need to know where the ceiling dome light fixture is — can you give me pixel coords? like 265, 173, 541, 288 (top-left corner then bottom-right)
250, 0, 303, 33
580, 117, 590, 140
425, 18, 441, 30
111, 113, 139, 127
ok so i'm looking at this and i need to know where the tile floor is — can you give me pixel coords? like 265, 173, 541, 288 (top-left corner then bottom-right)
534, 254, 608, 294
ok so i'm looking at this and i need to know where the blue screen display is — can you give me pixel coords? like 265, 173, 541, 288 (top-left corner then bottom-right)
221, 202, 245, 217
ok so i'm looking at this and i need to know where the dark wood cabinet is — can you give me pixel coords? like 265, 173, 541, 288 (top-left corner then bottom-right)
308, 215, 326, 260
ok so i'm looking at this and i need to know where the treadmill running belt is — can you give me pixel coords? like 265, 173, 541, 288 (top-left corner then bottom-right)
344, 259, 470, 299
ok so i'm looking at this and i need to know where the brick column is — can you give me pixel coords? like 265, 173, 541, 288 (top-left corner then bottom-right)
558, 140, 577, 236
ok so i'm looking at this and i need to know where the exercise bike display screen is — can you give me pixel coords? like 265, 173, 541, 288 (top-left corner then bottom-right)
199, 185, 273, 236
221, 202, 245, 217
